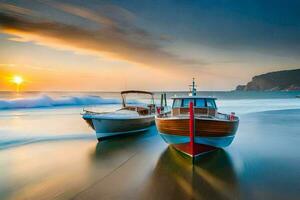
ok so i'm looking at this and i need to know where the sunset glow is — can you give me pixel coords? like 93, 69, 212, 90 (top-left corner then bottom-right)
0, 1, 299, 91
11, 75, 23, 92
12, 75, 23, 85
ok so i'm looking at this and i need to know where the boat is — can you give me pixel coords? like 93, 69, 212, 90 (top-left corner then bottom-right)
82, 90, 156, 140
155, 79, 239, 158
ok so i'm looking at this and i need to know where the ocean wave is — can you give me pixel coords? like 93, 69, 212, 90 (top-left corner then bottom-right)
0, 95, 122, 110
0, 134, 95, 150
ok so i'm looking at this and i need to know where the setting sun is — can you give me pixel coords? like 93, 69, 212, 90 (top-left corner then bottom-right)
11, 75, 24, 92
12, 75, 23, 85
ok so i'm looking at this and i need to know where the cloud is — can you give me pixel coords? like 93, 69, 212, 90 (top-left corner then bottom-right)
0, 2, 36, 16
47, 1, 115, 27
0, 2, 204, 68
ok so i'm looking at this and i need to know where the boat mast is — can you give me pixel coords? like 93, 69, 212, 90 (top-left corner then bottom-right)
189, 78, 197, 96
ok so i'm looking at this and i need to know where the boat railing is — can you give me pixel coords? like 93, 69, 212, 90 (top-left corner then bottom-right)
217, 112, 238, 121
82, 109, 111, 115
157, 108, 238, 121
216, 112, 228, 120
170, 107, 216, 117
157, 107, 213, 118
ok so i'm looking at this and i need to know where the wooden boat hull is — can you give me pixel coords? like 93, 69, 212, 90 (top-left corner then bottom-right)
155, 117, 239, 157
91, 116, 155, 139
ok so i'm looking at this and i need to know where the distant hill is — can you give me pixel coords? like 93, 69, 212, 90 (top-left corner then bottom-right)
236, 69, 300, 91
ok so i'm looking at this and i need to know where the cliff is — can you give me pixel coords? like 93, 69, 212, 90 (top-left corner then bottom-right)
236, 69, 300, 91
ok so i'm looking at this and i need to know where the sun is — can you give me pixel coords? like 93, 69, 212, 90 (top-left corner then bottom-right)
11, 75, 24, 92
13, 75, 23, 85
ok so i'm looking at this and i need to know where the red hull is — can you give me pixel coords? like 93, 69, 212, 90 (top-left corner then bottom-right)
173, 143, 217, 157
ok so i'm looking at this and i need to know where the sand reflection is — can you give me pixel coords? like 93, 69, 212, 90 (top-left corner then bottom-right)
140, 147, 240, 200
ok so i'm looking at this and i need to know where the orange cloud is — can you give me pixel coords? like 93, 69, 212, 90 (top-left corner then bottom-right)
0, 3, 205, 69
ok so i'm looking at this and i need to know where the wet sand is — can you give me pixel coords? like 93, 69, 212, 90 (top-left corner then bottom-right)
0, 109, 300, 200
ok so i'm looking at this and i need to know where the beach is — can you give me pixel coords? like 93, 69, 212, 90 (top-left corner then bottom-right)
0, 92, 300, 200
1, 1, 300, 199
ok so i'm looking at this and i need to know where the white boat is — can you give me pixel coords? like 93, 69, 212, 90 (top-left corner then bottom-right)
82, 90, 156, 140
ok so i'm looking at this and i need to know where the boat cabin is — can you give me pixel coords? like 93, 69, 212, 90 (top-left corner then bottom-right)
171, 96, 217, 117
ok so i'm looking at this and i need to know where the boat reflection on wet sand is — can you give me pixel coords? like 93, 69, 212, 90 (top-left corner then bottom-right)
91, 129, 156, 161
140, 147, 239, 200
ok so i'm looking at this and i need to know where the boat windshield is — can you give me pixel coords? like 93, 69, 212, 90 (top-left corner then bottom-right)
182, 99, 193, 107
172, 98, 217, 109
206, 99, 217, 108
173, 99, 181, 108
195, 99, 205, 107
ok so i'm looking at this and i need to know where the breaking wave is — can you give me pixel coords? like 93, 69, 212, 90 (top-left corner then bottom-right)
0, 95, 122, 110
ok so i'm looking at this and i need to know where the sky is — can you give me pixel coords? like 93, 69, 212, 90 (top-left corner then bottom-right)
0, 0, 299, 91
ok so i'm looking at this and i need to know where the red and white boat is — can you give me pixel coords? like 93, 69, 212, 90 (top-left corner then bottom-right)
155, 79, 239, 158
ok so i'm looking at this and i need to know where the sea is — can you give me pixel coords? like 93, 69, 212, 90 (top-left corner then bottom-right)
0, 91, 300, 200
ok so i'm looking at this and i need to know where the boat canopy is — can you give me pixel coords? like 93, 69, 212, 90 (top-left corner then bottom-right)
121, 90, 154, 107
121, 90, 154, 95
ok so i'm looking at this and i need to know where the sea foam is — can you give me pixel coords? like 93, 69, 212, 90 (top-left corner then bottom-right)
0, 95, 121, 110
